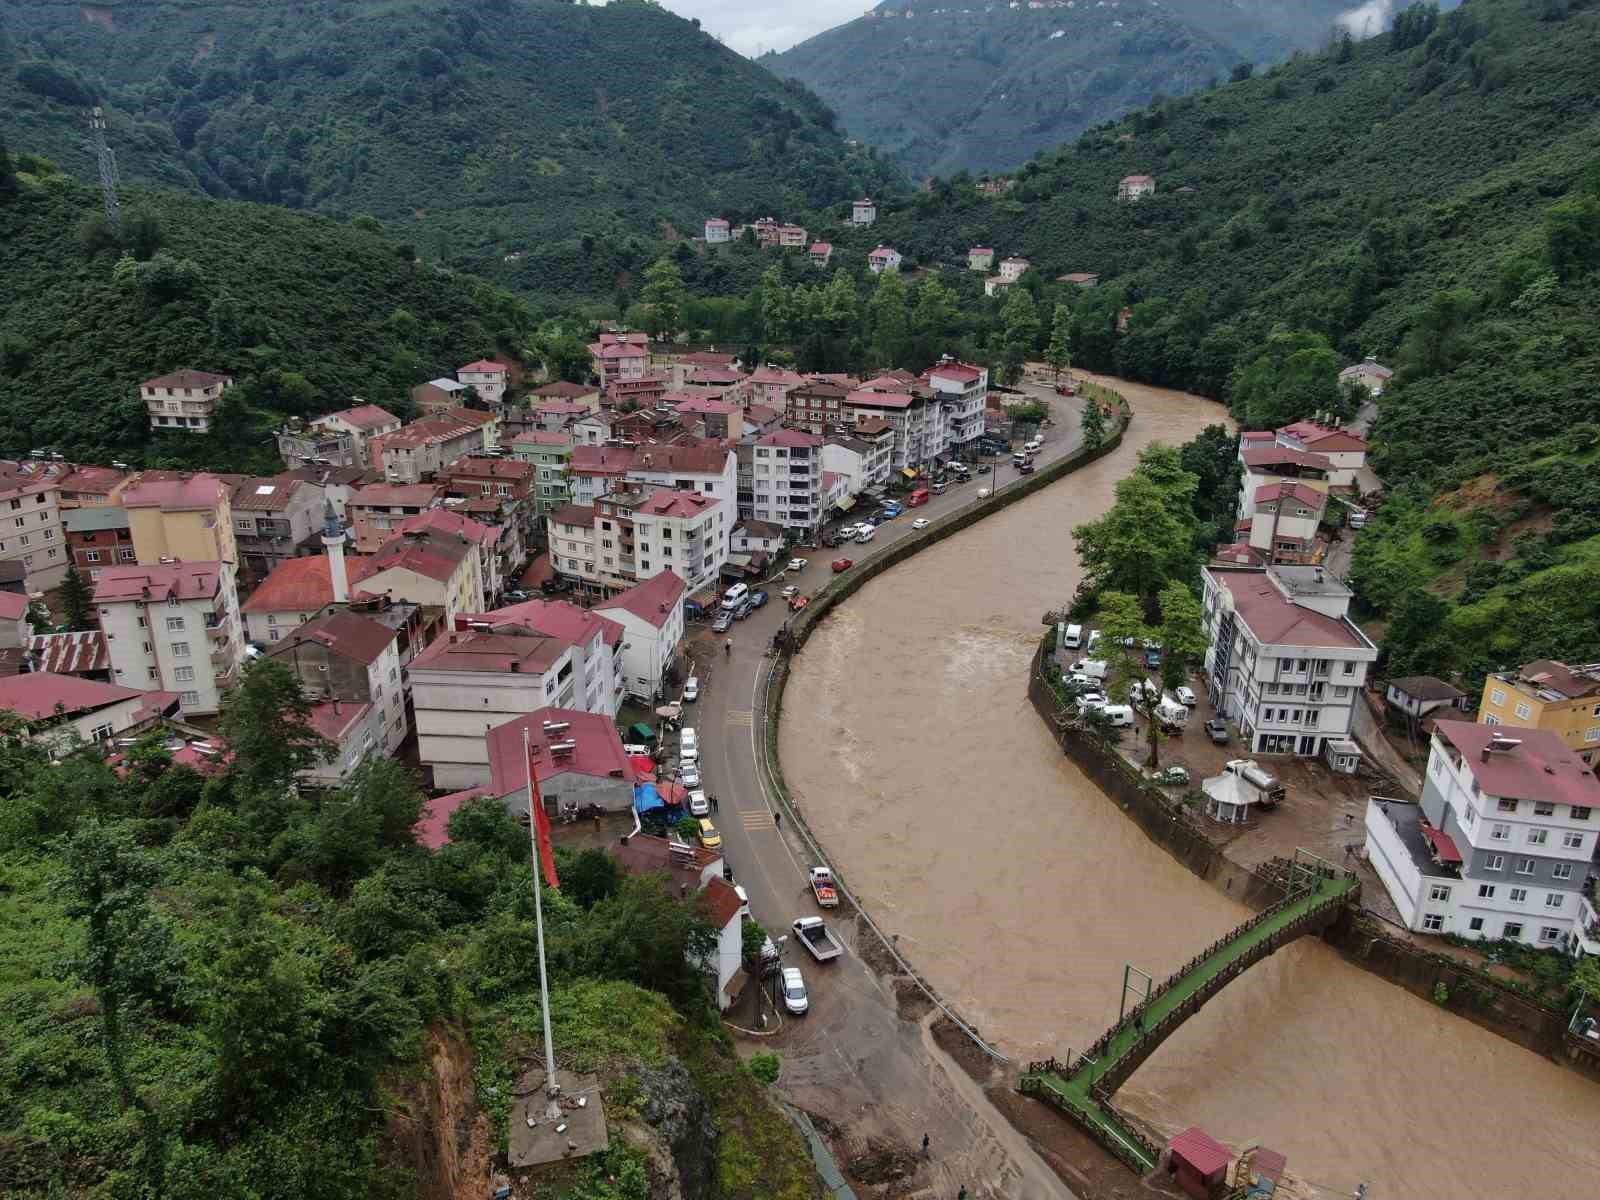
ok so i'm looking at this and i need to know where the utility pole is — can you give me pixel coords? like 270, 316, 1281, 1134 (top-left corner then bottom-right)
88, 105, 122, 234
524, 727, 561, 1120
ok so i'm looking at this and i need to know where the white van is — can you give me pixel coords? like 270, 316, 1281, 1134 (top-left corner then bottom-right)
721, 583, 749, 611
1070, 658, 1108, 682
1098, 704, 1135, 727
1025, 437, 1043, 453
856, 527, 877, 544
1063, 624, 1084, 651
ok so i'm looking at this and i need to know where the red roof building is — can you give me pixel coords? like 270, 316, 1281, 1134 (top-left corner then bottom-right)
596, 570, 686, 632
1166, 1127, 1230, 1199
413, 786, 496, 849
485, 707, 635, 813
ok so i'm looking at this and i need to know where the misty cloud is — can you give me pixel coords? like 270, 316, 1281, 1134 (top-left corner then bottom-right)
1336, 0, 1397, 38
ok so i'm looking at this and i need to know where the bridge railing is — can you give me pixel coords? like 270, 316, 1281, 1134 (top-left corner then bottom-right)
1019, 1074, 1160, 1173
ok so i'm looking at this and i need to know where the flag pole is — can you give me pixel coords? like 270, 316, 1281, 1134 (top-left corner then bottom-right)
525, 725, 561, 1118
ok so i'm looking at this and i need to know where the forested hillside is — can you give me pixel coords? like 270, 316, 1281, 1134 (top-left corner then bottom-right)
0, 160, 534, 470
768, 0, 1356, 178
0, 663, 812, 1200
0, 0, 903, 299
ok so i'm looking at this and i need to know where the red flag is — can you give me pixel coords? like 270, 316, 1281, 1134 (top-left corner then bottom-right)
528, 741, 561, 890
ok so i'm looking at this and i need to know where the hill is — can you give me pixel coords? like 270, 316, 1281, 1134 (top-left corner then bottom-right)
767, 0, 1359, 178
0, 161, 535, 471
0, 0, 904, 301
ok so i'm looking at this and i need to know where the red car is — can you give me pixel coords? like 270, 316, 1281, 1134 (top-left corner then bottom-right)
831, 557, 854, 572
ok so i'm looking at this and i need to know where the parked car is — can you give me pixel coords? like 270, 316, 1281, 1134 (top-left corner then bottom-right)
856, 527, 877, 544
502, 589, 530, 603
831, 557, 854, 572
781, 585, 800, 599
734, 598, 756, 620
1175, 685, 1196, 706
697, 818, 721, 850
680, 727, 698, 753
912, 518, 930, 530
1075, 690, 1108, 711
750, 590, 768, 609
712, 613, 733, 633
1018, 462, 1036, 475
1204, 719, 1230, 745
683, 676, 700, 703
680, 764, 702, 789
781, 966, 810, 1015
787, 558, 809, 572
1155, 765, 1190, 787
688, 790, 710, 817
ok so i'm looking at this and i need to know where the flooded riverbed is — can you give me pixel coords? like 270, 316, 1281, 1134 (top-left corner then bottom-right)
779, 374, 1600, 1197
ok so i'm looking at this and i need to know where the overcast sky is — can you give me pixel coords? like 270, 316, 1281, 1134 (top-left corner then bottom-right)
656, 0, 865, 57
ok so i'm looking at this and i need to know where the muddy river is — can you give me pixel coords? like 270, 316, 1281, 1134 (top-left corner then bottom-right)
779, 373, 1600, 1198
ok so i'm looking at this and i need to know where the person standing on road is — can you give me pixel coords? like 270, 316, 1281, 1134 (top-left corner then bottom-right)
725, 638, 733, 657
710, 793, 719, 812
921, 1133, 930, 1157
773, 810, 782, 829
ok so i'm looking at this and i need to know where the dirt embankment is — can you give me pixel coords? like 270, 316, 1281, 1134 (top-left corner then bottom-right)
381, 1025, 498, 1200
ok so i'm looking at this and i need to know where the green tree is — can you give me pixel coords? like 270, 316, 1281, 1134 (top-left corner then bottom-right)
565, 846, 621, 910
640, 256, 687, 341
1081, 395, 1106, 452
1545, 194, 1600, 279
1156, 581, 1209, 688
758, 265, 794, 343
1045, 302, 1073, 381
1094, 590, 1170, 768
1228, 328, 1341, 429
867, 268, 910, 368
999, 287, 1041, 383
0, 133, 17, 199
217, 660, 332, 817
912, 275, 959, 352
25, 598, 52, 634
1072, 447, 1199, 600
582, 874, 716, 1004
59, 562, 96, 631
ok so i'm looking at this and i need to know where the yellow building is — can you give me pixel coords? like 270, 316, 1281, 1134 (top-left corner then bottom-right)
1478, 659, 1600, 765
121, 475, 238, 567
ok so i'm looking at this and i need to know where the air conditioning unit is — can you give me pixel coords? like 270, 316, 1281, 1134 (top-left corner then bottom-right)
542, 720, 571, 735
549, 740, 577, 755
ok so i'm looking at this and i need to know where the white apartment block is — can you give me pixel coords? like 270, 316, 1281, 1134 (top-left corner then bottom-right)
1200, 565, 1378, 761
821, 434, 893, 496
141, 369, 232, 434
473, 600, 626, 718
0, 473, 68, 590
595, 571, 687, 703
94, 562, 245, 716
750, 430, 824, 536
547, 488, 726, 597
457, 360, 509, 405
926, 360, 988, 454
1366, 722, 1600, 952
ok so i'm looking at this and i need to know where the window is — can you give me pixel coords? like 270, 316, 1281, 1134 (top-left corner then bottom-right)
1587, 728, 1600, 744
1533, 801, 1554, 816
180, 690, 201, 706
1422, 913, 1444, 931
269, 629, 280, 641
90, 722, 115, 740
1484, 714, 1501, 726
84, 549, 101, 562
1484, 854, 1504, 871
1462, 804, 1477, 828
42, 528, 53, 541
1540, 927, 1561, 944
17, 534, 28, 547
1428, 884, 1451, 902
1342, 660, 1356, 676
1527, 829, 1548, 846
1468, 917, 1484, 932
1490, 688, 1507, 706
1490, 823, 1511, 842
1515, 702, 1532, 720
165, 616, 185, 632
1516, 857, 1536, 875
1546, 893, 1565, 909
170, 642, 190, 657
1497, 798, 1518, 813
119, 547, 135, 561
1509, 888, 1528, 903
1503, 922, 1523, 939
1553, 863, 1574, 881
1563, 831, 1585, 850
174, 666, 195, 682
1574, 806, 1592, 821
1478, 884, 1496, 899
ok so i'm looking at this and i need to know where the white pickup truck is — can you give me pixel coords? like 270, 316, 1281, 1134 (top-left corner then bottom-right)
792, 917, 843, 962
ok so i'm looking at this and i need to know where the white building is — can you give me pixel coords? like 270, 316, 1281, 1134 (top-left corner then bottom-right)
141, 369, 232, 434
1236, 482, 1327, 566
749, 429, 825, 536
1273, 420, 1369, 487
998, 256, 1031, 283
546, 489, 726, 598
852, 197, 877, 225
457, 359, 510, 405
287, 403, 402, 469
704, 217, 731, 243
1200, 564, 1378, 761
0, 470, 68, 590
595, 570, 687, 702
94, 561, 245, 716
1117, 174, 1157, 202
1365, 722, 1600, 952
926, 360, 989, 455
822, 434, 892, 497
471, 599, 626, 718
867, 245, 902, 274
967, 247, 995, 272
410, 623, 582, 790
0, 672, 176, 755
624, 444, 738, 561
1339, 356, 1394, 397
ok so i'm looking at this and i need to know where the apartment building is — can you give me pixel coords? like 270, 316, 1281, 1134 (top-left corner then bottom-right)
457, 359, 509, 405
121, 474, 238, 567
141, 369, 232, 434
393, 508, 502, 608
748, 430, 824, 535
1478, 660, 1600, 765
231, 475, 325, 582
1234, 482, 1328, 566
508, 431, 575, 516
926, 360, 988, 455
347, 483, 443, 553
821, 433, 893, 496
588, 332, 650, 387
276, 403, 402, 470
470, 599, 625, 717
1366, 722, 1600, 951
0, 470, 68, 590
369, 409, 496, 484
595, 570, 687, 703
1200, 564, 1378, 765
94, 561, 244, 715
546, 489, 725, 598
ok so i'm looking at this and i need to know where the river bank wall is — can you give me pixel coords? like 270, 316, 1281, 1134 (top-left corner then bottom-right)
1024, 640, 1600, 1080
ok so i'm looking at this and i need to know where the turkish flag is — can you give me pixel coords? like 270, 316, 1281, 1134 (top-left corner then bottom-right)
528, 746, 561, 890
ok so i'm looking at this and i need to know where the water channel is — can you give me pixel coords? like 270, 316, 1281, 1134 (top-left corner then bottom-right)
778, 373, 1600, 1198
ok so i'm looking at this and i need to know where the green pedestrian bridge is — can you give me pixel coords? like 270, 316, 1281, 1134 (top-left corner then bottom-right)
1021, 857, 1359, 1174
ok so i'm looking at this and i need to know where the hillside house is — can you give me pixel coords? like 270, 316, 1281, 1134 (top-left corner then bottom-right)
508, 431, 575, 517
852, 197, 877, 225
590, 338, 650, 387
1236, 482, 1327, 566
1058, 272, 1101, 287
867, 245, 902, 274
594, 570, 687, 702
809, 242, 834, 267
393, 507, 503, 608
984, 276, 1013, 297
1385, 676, 1467, 720
1478, 660, 1600, 766
968, 247, 995, 272
744, 365, 807, 410
141, 369, 232, 434
670, 396, 742, 441
1340, 356, 1394, 397
778, 224, 808, 248
277, 403, 402, 470
1117, 174, 1156, 202
1274, 420, 1368, 486
458, 359, 510, 405
411, 378, 468, 413
94, 561, 244, 716
370, 409, 496, 484
704, 217, 731, 243
998, 256, 1031, 283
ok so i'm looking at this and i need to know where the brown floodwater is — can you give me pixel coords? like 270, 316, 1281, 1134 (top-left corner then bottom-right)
779, 373, 1600, 1198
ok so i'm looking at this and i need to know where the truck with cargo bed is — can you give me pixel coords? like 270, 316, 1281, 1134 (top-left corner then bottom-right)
809, 866, 839, 908
792, 916, 843, 962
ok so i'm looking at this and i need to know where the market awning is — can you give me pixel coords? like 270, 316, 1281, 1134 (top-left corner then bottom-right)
833, 496, 856, 512
628, 754, 657, 780
901, 467, 918, 480
1420, 823, 1463, 864
633, 783, 665, 813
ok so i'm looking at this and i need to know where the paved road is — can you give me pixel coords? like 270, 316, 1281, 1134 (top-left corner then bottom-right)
689, 381, 1089, 1198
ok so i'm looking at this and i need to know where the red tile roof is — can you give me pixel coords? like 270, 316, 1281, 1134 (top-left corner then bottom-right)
471, 599, 624, 648
597, 342, 649, 359
367, 532, 471, 584
1420, 822, 1463, 864
854, 416, 893, 436
635, 489, 719, 520
232, 475, 307, 512
1209, 568, 1368, 649
441, 454, 535, 480
350, 482, 443, 509
413, 786, 495, 849
0, 592, 28, 621
597, 570, 686, 630
676, 351, 737, 366
306, 699, 371, 743
570, 445, 638, 476
0, 671, 145, 719
1254, 482, 1326, 509
929, 362, 984, 384
459, 359, 508, 375
94, 562, 227, 604
1278, 420, 1368, 451
701, 876, 744, 928
373, 410, 493, 451
56, 465, 128, 496
868, 246, 899, 259
1241, 446, 1332, 471
531, 381, 595, 398
411, 626, 572, 675
395, 507, 497, 546
28, 630, 110, 674
550, 503, 596, 528
325, 403, 400, 430
140, 369, 230, 390
846, 389, 913, 410
810, 242, 833, 253
748, 367, 806, 386
970, 246, 994, 254
1516, 660, 1600, 699
269, 609, 397, 665
668, 395, 737, 415
1433, 721, 1600, 807
487, 707, 633, 794
1122, 174, 1156, 185
629, 444, 730, 475
243, 555, 376, 614
121, 473, 229, 511
758, 429, 824, 449
1168, 1127, 1230, 1177
612, 833, 722, 883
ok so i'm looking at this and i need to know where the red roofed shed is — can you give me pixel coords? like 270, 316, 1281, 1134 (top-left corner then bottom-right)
1167, 1127, 1230, 1198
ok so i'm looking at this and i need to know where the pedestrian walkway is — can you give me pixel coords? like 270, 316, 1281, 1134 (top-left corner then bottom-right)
1021, 865, 1358, 1174
739, 809, 776, 831
725, 709, 754, 727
